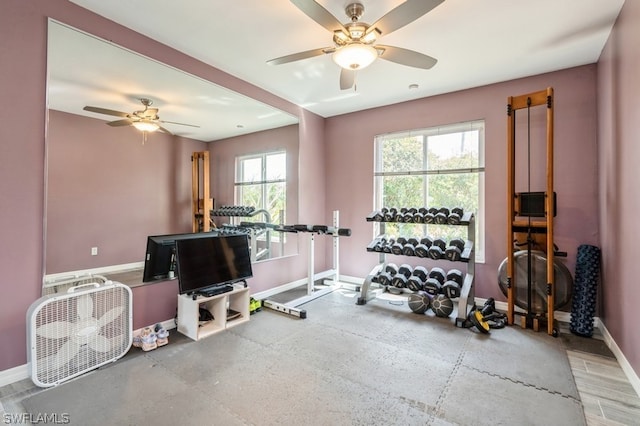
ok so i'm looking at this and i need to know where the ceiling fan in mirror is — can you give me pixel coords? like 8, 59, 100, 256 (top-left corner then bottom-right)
267, 0, 443, 90
83, 98, 199, 138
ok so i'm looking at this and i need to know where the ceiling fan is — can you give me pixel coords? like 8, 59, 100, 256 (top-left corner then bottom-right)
83, 98, 199, 135
267, 0, 444, 90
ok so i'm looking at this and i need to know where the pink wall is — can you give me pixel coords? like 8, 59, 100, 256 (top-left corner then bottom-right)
0, 0, 325, 371
597, 0, 640, 377
46, 110, 205, 273
324, 65, 600, 304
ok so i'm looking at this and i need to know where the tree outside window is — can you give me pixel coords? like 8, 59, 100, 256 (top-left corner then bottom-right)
374, 121, 485, 262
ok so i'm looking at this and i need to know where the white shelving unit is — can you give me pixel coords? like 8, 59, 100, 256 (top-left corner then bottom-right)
177, 284, 250, 341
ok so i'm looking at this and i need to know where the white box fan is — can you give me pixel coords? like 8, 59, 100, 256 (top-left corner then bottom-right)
27, 279, 132, 387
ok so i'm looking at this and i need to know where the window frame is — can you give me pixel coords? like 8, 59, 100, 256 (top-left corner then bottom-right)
373, 120, 485, 262
234, 150, 287, 226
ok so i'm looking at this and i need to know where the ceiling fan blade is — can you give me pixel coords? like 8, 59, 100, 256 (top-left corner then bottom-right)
157, 126, 174, 135
160, 120, 200, 128
366, 0, 444, 37
291, 0, 348, 34
339, 68, 355, 90
106, 119, 134, 127
267, 47, 334, 65
83, 106, 130, 118
377, 45, 437, 69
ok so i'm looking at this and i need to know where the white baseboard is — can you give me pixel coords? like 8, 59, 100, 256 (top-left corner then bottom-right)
598, 321, 640, 397
0, 363, 30, 388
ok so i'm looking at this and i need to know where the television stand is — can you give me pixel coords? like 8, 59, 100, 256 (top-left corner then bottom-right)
178, 284, 250, 341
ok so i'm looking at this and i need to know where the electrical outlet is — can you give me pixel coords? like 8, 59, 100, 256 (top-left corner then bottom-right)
91, 247, 98, 256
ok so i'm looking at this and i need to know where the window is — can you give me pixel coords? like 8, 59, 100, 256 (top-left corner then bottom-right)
374, 120, 485, 262
235, 151, 287, 226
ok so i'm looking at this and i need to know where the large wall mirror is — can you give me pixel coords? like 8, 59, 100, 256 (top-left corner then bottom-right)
44, 21, 299, 289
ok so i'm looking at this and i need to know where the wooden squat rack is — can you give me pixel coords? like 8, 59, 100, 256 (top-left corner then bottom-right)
192, 151, 212, 232
506, 87, 557, 336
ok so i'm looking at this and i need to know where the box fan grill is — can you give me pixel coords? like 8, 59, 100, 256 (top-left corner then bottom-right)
27, 279, 132, 387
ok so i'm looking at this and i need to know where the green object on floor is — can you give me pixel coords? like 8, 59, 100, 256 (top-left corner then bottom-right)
249, 297, 262, 314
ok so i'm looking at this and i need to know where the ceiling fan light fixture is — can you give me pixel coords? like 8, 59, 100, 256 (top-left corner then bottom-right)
132, 120, 160, 132
332, 43, 378, 70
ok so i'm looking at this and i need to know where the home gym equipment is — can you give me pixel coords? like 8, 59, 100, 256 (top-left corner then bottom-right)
366, 207, 466, 225
359, 206, 476, 327
445, 238, 465, 261
442, 269, 463, 299
414, 236, 432, 258
448, 207, 464, 225
191, 151, 213, 232
406, 275, 424, 292
497, 250, 573, 313
506, 87, 560, 336
570, 244, 601, 337
428, 238, 447, 259
431, 294, 454, 318
408, 292, 431, 314
261, 211, 351, 319
412, 266, 429, 282
464, 298, 507, 333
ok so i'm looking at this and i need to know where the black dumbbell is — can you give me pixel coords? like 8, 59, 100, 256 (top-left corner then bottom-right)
367, 211, 384, 221
442, 269, 463, 299
403, 237, 418, 256
382, 238, 395, 253
414, 236, 433, 258
428, 238, 447, 259
424, 208, 436, 224
448, 207, 464, 225
378, 272, 393, 287
407, 275, 425, 292
391, 239, 404, 255
366, 237, 383, 252
429, 267, 446, 284
392, 264, 413, 289
385, 263, 399, 275
412, 266, 429, 282
397, 264, 413, 278
412, 210, 425, 223
424, 267, 446, 295
445, 238, 466, 261
402, 211, 414, 223
391, 274, 408, 288
435, 207, 450, 224
384, 208, 396, 222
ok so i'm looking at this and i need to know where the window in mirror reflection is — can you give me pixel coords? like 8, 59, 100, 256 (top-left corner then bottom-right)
235, 151, 287, 232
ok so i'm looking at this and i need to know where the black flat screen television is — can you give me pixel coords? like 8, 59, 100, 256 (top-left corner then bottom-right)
142, 232, 216, 283
175, 234, 253, 295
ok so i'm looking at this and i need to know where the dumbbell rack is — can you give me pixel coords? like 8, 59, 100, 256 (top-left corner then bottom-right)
214, 206, 276, 262
357, 211, 476, 327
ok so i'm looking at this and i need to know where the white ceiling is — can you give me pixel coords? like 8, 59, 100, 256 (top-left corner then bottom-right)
56, 0, 625, 139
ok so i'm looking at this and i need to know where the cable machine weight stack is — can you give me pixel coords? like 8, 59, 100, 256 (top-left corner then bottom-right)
506, 87, 558, 336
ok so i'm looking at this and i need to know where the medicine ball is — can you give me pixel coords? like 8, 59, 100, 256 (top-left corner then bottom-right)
408, 292, 430, 314
431, 294, 454, 318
